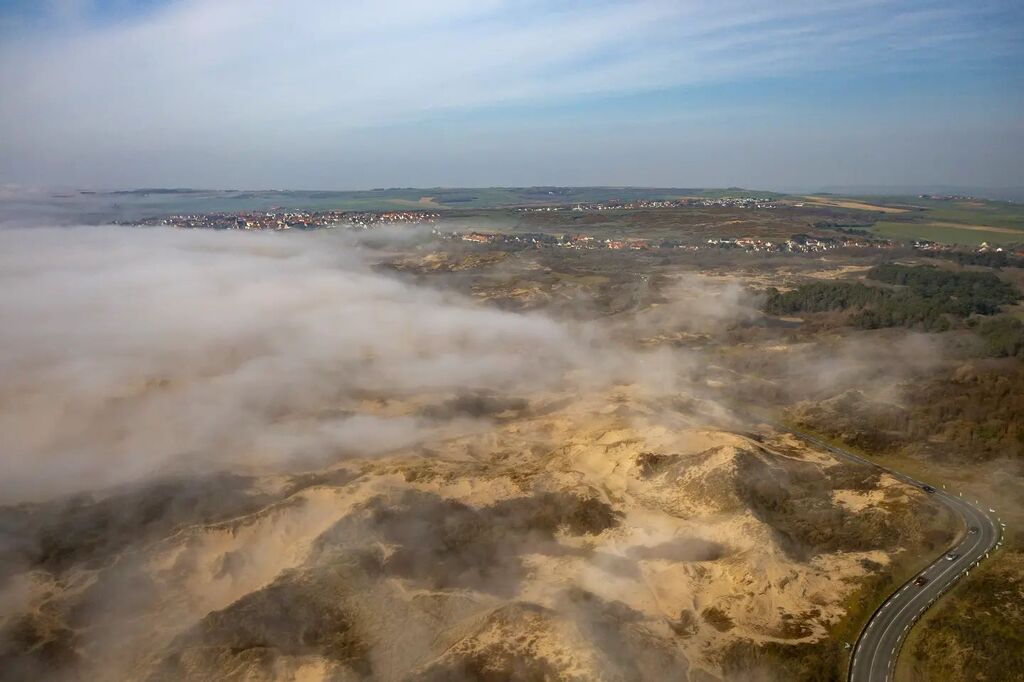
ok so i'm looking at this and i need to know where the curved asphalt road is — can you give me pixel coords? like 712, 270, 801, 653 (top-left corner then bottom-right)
777, 427, 1003, 682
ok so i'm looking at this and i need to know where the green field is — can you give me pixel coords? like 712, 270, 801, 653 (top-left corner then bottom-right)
903, 198, 1024, 229
871, 220, 1024, 246
801, 194, 1024, 246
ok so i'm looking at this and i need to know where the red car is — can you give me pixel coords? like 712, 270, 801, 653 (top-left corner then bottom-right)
913, 576, 929, 587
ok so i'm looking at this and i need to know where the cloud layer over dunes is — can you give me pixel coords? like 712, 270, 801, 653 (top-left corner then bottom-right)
0, 226, 687, 503
0, 225, 962, 681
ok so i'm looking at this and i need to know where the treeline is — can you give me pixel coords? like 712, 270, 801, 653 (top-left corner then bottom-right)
812, 220, 875, 237
763, 281, 884, 315
919, 249, 1024, 269
867, 263, 1018, 314
812, 220, 875, 230
763, 264, 1020, 332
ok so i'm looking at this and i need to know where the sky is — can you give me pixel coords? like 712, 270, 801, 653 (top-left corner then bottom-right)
0, 0, 1022, 190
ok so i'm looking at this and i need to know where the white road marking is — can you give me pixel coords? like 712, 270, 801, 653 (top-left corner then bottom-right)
866, 527, 987, 679
782, 427, 999, 682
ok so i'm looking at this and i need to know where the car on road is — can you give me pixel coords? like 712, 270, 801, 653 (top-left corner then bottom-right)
922, 485, 936, 493
968, 526, 979, 534
945, 552, 959, 561
913, 576, 929, 586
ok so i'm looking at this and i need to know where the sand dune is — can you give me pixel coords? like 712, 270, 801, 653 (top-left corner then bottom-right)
0, 389, 944, 681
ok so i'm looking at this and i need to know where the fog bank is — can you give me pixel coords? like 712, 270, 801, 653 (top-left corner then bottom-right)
0, 226, 698, 503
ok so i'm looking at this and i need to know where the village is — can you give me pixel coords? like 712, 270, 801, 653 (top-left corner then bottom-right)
516, 196, 783, 212
120, 209, 440, 231
439, 228, 895, 254
117, 207, 1022, 260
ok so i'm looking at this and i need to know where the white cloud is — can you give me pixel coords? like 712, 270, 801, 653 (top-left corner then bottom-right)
0, 0, 1019, 187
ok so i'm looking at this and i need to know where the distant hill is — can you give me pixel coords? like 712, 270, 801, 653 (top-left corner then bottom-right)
0, 186, 788, 224
796, 185, 1024, 203
94, 186, 787, 210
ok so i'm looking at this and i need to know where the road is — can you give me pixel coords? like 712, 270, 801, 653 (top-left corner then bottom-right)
778, 427, 1003, 682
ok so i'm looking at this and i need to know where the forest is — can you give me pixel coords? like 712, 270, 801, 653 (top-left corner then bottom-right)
763, 264, 1020, 334
974, 316, 1024, 359
919, 249, 1024, 269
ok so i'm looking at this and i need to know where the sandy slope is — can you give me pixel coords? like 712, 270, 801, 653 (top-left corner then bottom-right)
0, 390, 942, 681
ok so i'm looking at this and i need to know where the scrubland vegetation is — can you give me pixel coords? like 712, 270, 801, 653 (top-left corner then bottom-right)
904, 550, 1024, 682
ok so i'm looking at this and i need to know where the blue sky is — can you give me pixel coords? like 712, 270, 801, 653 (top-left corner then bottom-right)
0, 0, 1021, 190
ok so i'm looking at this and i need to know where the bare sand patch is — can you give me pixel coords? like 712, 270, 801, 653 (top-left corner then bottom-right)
386, 196, 442, 208
928, 221, 1024, 235
805, 264, 873, 280
832, 488, 887, 513
799, 196, 908, 213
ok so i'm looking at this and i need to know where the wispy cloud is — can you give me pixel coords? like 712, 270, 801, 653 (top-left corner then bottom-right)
0, 0, 1021, 187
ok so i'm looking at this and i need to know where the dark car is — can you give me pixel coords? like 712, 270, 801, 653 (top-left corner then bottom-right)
922, 485, 936, 493
913, 576, 929, 587
968, 526, 979, 534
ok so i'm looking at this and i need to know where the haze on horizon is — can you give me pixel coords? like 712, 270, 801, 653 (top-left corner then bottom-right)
0, 0, 1022, 191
